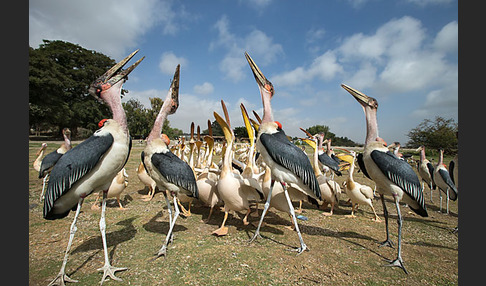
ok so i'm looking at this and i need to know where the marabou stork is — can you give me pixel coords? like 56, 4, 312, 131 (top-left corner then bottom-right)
141, 64, 198, 258
38, 128, 72, 201
416, 145, 436, 203
245, 52, 321, 254
301, 133, 340, 216
341, 83, 427, 274
433, 149, 458, 214
44, 50, 143, 285
318, 137, 342, 177
33, 143, 47, 172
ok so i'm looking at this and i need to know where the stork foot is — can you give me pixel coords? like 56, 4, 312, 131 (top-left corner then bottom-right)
248, 231, 262, 243
321, 211, 333, 216
383, 257, 408, 274
97, 264, 127, 285
47, 273, 78, 286
141, 195, 154, 202
372, 217, 382, 223
345, 214, 357, 218
212, 226, 228, 236
91, 204, 100, 210
288, 243, 308, 255
379, 239, 394, 248
153, 245, 168, 259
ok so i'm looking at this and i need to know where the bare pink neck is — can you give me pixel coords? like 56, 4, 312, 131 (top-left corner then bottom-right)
101, 81, 128, 133
364, 107, 379, 146
261, 92, 273, 123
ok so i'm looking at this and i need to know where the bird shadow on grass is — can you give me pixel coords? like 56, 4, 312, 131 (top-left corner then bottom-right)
72, 216, 138, 254
142, 210, 188, 235
69, 216, 138, 276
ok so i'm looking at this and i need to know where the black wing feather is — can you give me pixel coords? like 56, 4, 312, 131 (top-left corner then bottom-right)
357, 153, 371, 180
43, 134, 114, 220
318, 153, 342, 176
151, 151, 198, 198
438, 169, 458, 201
448, 160, 455, 185
38, 151, 63, 178
426, 162, 437, 189
370, 150, 428, 217
260, 129, 321, 200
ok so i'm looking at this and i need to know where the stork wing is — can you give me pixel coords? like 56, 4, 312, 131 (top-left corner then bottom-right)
370, 150, 427, 217
259, 130, 321, 200
448, 160, 455, 185
357, 153, 371, 180
38, 151, 63, 178
426, 162, 437, 189
438, 169, 458, 201
151, 151, 198, 198
318, 153, 342, 176
43, 134, 114, 219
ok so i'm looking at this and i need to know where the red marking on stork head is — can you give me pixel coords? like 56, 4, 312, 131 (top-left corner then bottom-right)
161, 133, 170, 146
376, 137, 387, 147
275, 121, 282, 129
98, 118, 108, 128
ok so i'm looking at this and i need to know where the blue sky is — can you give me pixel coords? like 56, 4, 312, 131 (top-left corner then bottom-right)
29, 0, 458, 145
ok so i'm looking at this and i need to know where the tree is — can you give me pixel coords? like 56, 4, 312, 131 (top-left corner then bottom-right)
123, 98, 151, 139
203, 120, 224, 137
406, 116, 458, 154
29, 40, 115, 138
304, 125, 358, 147
234, 126, 249, 139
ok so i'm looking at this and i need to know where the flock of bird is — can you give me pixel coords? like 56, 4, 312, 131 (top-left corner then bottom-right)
32, 50, 458, 285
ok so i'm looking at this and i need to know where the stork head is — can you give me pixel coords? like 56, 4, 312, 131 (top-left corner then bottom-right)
89, 49, 144, 101
341, 84, 378, 111
245, 52, 274, 99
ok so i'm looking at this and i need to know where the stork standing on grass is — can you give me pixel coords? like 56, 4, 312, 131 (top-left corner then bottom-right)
341, 83, 427, 274
245, 52, 321, 254
416, 145, 436, 203
141, 64, 198, 258
43, 50, 143, 285
38, 128, 72, 201
433, 149, 458, 214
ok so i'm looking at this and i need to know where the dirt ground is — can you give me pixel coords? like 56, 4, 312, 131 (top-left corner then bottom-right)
29, 141, 458, 285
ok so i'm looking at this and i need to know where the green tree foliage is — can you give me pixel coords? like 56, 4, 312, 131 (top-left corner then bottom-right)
234, 126, 249, 139
406, 116, 458, 154
304, 125, 358, 147
29, 40, 115, 138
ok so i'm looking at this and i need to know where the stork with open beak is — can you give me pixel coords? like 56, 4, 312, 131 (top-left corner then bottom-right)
245, 52, 321, 254
342, 83, 427, 274
141, 65, 198, 259
44, 50, 143, 285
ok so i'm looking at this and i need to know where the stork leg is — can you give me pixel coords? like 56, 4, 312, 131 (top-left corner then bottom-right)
446, 187, 450, 215
282, 182, 307, 254
379, 194, 394, 248
98, 191, 127, 284
48, 198, 83, 286
428, 182, 434, 203
249, 180, 275, 243
439, 189, 443, 213
40, 174, 49, 201
162, 190, 173, 239
384, 197, 408, 274
155, 195, 180, 258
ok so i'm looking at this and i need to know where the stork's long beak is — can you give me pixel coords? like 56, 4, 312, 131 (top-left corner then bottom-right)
90, 49, 144, 96
168, 64, 180, 115
341, 84, 369, 107
301, 138, 317, 150
104, 50, 144, 86
245, 52, 274, 95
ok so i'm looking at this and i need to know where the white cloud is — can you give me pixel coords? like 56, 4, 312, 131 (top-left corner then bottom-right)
29, 0, 178, 60
405, 0, 454, 7
433, 21, 458, 54
159, 52, 188, 75
210, 15, 283, 82
193, 82, 214, 95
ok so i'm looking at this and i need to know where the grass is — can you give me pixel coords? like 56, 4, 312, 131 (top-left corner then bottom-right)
29, 141, 458, 285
